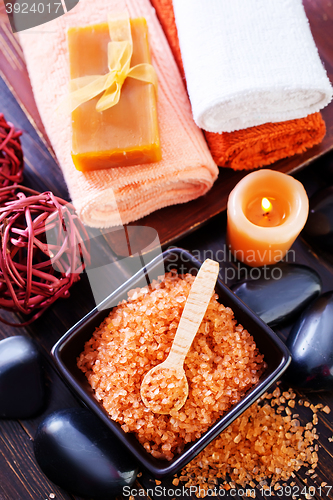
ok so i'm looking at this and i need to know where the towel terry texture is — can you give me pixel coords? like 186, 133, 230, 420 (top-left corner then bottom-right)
151, 0, 327, 170
19, 0, 218, 228
172, 0, 333, 133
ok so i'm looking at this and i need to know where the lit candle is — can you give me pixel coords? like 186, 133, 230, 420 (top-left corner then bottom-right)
246, 196, 287, 227
227, 170, 309, 267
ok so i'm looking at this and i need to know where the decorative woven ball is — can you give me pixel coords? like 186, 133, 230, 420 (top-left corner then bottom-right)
0, 186, 90, 325
0, 114, 24, 204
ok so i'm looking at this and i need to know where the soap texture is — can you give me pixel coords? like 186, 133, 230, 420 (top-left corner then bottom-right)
69, 18, 161, 171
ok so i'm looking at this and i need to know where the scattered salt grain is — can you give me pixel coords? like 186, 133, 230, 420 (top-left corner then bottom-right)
178, 388, 320, 490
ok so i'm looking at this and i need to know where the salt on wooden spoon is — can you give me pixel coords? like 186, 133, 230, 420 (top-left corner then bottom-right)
140, 259, 220, 414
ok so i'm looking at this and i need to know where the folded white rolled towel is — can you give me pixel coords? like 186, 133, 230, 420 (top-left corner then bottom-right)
172, 0, 333, 133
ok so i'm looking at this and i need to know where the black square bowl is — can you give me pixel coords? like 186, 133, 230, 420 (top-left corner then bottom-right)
51, 247, 291, 478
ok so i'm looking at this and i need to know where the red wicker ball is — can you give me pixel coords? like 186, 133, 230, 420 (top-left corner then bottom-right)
0, 114, 24, 204
0, 186, 90, 325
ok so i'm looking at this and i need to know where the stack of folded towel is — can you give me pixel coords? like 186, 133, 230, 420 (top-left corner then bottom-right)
19, 0, 333, 229
19, 0, 218, 228
152, 0, 332, 170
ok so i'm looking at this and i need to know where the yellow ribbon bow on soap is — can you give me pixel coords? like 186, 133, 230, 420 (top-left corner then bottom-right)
64, 13, 158, 113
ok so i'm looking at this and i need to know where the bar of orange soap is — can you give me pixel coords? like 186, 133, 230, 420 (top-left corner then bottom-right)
68, 18, 161, 171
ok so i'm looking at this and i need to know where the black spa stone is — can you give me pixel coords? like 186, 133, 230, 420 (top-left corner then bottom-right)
0, 335, 45, 419
285, 291, 333, 391
315, 153, 333, 183
303, 186, 333, 254
231, 263, 322, 327
34, 408, 139, 500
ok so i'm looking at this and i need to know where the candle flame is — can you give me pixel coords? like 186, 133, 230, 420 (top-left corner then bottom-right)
261, 197, 272, 212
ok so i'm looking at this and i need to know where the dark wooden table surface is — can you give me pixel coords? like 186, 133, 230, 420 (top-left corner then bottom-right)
1, 0, 333, 252
1, 74, 333, 500
1, 0, 333, 496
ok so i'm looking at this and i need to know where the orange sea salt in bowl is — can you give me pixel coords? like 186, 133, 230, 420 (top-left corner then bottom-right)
52, 248, 291, 477
78, 271, 266, 461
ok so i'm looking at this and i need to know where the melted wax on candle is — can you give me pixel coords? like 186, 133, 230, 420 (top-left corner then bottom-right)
246, 196, 286, 227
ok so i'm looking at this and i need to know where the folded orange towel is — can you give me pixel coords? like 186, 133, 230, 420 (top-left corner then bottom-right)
205, 114, 326, 170
151, 0, 326, 170
19, 0, 218, 228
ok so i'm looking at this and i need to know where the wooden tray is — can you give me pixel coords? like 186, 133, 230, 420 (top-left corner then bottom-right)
1, 0, 333, 256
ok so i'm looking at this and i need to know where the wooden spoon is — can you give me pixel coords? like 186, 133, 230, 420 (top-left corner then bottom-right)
140, 259, 220, 414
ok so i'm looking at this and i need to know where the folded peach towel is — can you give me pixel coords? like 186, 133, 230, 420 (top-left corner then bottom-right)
19, 0, 218, 228
151, 0, 326, 170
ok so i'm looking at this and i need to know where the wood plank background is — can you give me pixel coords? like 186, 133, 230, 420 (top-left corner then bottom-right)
0, 1, 333, 499
1, 0, 333, 252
